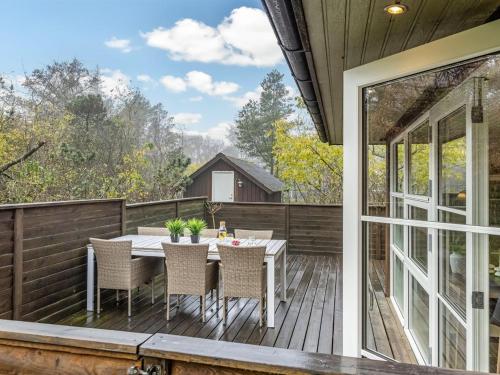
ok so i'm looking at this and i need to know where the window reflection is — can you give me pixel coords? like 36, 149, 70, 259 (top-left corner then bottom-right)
438, 107, 467, 210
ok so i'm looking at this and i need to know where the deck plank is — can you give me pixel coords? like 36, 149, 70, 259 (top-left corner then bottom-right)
51, 254, 415, 363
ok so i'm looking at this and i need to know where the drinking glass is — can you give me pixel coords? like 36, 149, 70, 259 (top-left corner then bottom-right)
248, 235, 256, 245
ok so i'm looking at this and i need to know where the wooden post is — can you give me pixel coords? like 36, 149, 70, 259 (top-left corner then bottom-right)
285, 204, 290, 244
121, 199, 127, 235
13, 208, 23, 320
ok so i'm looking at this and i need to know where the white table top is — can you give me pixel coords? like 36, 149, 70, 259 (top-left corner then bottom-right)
91, 235, 286, 259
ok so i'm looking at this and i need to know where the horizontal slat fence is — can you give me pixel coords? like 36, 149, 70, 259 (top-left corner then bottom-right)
0, 196, 381, 325
211, 202, 343, 254
0, 199, 124, 323
0, 210, 14, 319
125, 197, 206, 234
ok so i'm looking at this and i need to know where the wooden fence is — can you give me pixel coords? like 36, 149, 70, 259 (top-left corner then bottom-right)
0, 196, 382, 323
0, 197, 207, 322
0, 200, 125, 322
211, 202, 344, 254
125, 197, 206, 234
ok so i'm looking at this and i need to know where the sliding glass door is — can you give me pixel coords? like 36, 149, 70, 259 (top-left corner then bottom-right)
362, 53, 500, 371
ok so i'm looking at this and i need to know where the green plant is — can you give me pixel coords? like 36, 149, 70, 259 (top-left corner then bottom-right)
186, 218, 207, 236
165, 218, 186, 235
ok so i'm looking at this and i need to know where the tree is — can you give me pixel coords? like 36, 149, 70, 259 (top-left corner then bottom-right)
235, 70, 292, 174
0, 59, 192, 203
273, 108, 343, 204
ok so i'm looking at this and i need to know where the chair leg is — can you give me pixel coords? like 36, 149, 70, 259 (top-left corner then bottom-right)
151, 277, 155, 305
216, 285, 219, 309
177, 295, 180, 307
223, 297, 227, 325
128, 289, 132, 317
163, 263, 167, 304
202, 295, 206, 323
116, 290, 119, 303
166, 294, 170, 321
259, 298, 263, 327
97, 287, 101, 314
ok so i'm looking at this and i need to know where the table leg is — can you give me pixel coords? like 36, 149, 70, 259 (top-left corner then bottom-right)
266, 257, 275, 328
87, 245, 95, 312
280, 246, 287, 302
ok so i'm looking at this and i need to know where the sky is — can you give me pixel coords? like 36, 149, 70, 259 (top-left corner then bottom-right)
0, 0, 295, 142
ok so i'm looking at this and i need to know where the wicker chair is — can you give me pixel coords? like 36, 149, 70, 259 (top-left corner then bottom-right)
137, 226, 170, 236
90, 238, 157, 317
161, 243, 218, 322
218, 244, 267, 326
234, 229, 273, 240
201, 228, 219, 238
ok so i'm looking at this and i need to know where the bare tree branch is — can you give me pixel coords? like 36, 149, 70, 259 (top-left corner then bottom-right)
0, 141, 46, 175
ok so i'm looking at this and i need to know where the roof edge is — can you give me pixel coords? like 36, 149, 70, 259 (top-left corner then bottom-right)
189, 153, 277, 194
261, 0, 330, 143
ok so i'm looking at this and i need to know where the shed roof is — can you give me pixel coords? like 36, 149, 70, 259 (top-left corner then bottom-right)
190, 153, 284, 193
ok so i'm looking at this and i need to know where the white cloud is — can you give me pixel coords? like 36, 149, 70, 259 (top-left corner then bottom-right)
104, 37, 132, 53
137, 74, 153, 83
160, 70, 238, 96
100, 69, 130, 97
173, 112, 202, 125
185, 71, 238, 95
141, 7, 282, 67
182, 122, 232, 144
188, 96, 203, 102
224, 86, 262, 107
160, 75, 187, 92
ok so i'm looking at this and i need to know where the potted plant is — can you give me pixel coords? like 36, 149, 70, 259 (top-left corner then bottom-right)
449, 238, 466, 275
165, 218, 186, 243
186, 218, 207, 243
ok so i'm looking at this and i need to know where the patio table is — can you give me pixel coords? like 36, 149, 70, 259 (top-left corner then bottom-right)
86, 235, 287, 327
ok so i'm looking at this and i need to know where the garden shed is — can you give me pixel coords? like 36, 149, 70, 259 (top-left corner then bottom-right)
184, 153, 283, 202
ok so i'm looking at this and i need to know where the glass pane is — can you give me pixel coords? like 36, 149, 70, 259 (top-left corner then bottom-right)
410, 276, 430, 363
490, 234, 500, 372
438, 211, 467, 318
393, 197, 404, 251
394, 140, 404, 193
364, 222, 414, 362
368, 145, 388, 208
409, 206, 428, 272
408, 121, 430, 196
439, 302, 466, 369
438, 107, 466, 210
393, 253, 404, 312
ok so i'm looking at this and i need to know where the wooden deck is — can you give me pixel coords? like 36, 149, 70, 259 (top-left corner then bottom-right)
49, 254, 343, 355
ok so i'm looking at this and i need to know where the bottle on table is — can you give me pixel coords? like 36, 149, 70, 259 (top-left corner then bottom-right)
218, 221, 227, 240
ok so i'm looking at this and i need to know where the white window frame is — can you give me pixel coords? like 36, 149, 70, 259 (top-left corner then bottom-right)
342, 19, 500, 372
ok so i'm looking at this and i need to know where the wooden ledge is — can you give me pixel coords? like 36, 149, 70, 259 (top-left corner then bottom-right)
0, 320, 151, 354
139, 334, 480, 375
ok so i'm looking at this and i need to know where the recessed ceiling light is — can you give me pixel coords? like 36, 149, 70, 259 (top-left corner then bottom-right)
384, 1, 408, 15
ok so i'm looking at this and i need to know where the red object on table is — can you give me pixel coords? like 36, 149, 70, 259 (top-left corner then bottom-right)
232, 240, 240, 246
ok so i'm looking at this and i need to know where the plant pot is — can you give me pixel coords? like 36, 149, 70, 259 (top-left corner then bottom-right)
190, 234, 200, 243
450, 252, 466, 275
170, 234, 179, 243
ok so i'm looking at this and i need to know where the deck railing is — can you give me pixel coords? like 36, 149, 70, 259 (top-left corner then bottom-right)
0, 320, 476, 375
0, 197, 383, 323
0, 197, 206, 322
